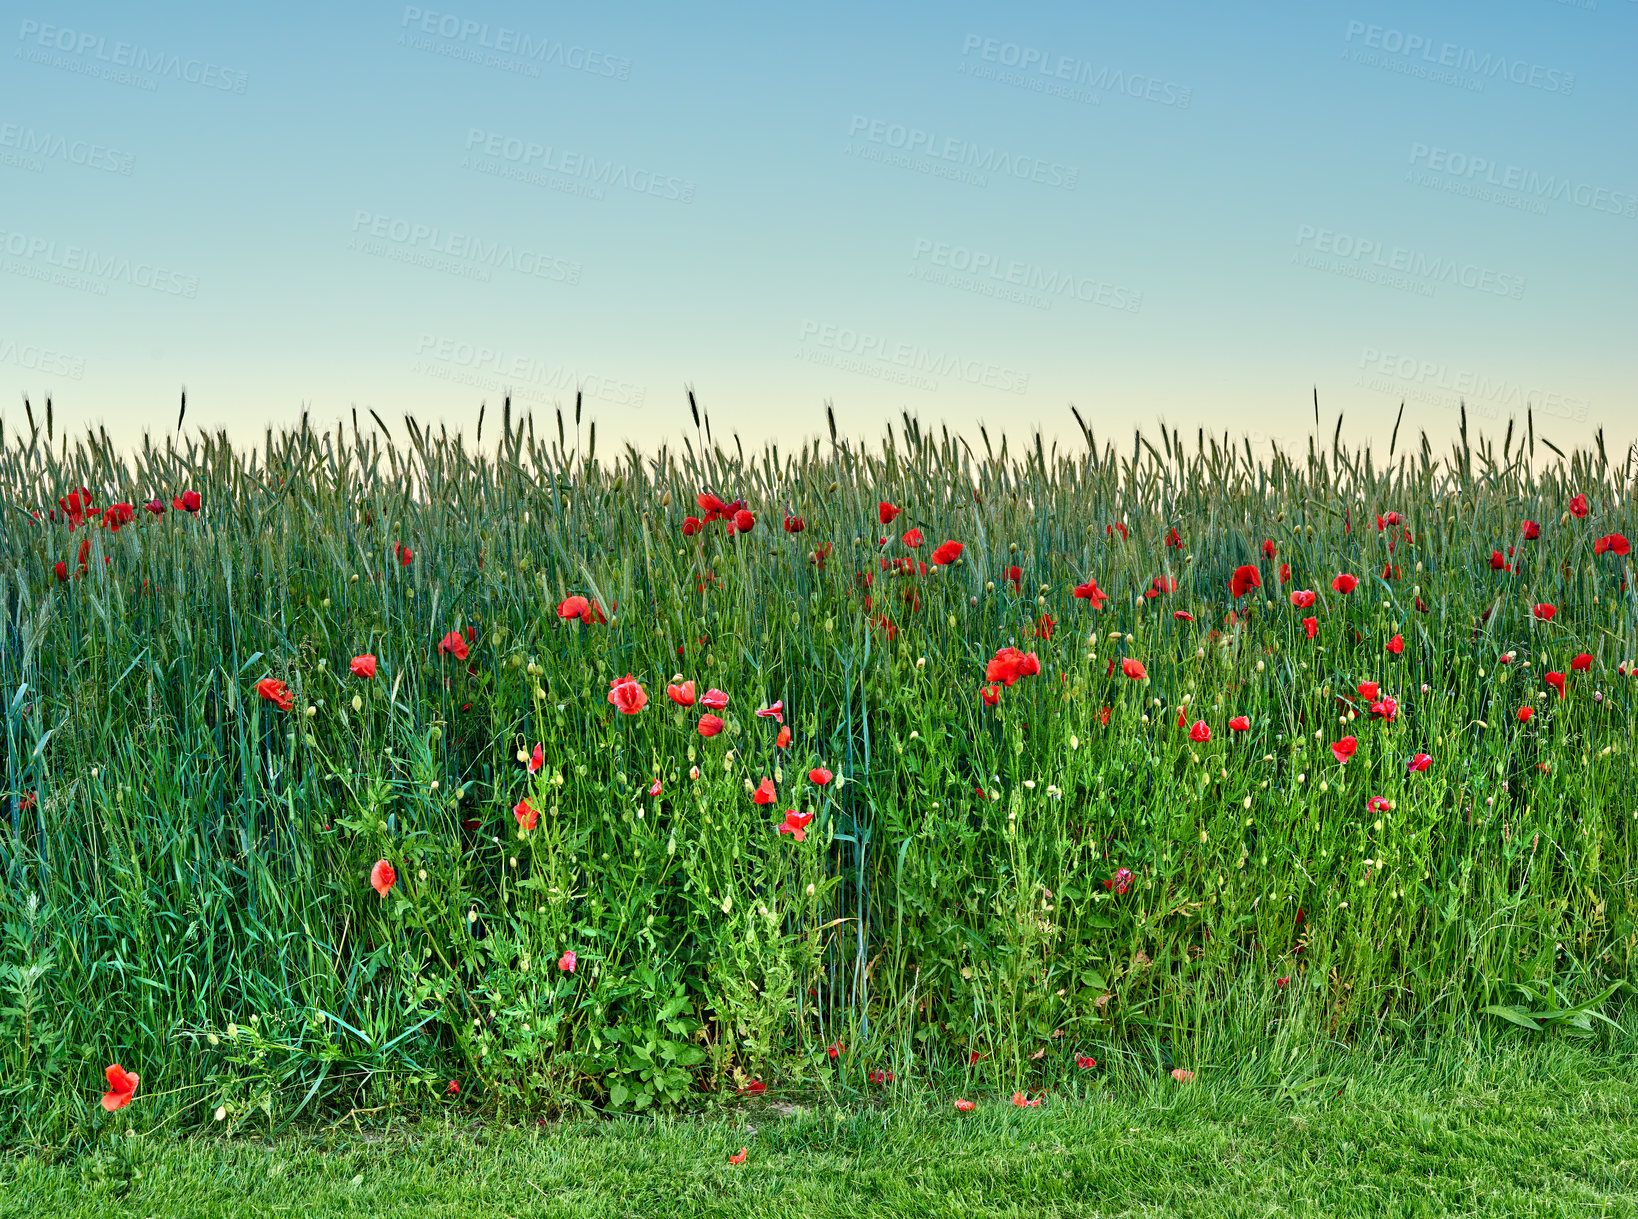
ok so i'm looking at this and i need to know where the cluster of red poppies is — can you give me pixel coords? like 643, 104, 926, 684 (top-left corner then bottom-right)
47, 486, 202, 582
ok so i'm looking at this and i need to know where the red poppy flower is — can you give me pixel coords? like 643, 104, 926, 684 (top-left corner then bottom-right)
558, 950, 577, 972
1229, 715, 1251, 732
1571, 653, 1593, 672
1034, 613, 1055, 640
1121, 658, 1147, 681
667, 680, 697, 707
902, 527, 924, 548
777, 810, 814, 841
756, 700, 784, 723
558, 595, 591, 621
1073, 579, 1110, 606
1357, 681, 1380, 702
256, 677, 295, 711
729, 1148, 747, 1165
732, 508, 755, 534
1076, 1055, 1096, 1069
698, 714, 725, 737
697, 492, 726, 520
1521, 519, 1540, 540
776, 725, 792, 748
681, 516, 703, 536
879, 501, 901, 525
1171, 1069, 1195, 1083
1107, 521, 1128, 540
700, 687, 729, 711
1005, 564, 1023, 591
1408, 752, 1432, 772
868, 1069, 894, 1084
783, 515, 805, 533
1188, 720, 1211, 744
529, 744, 543, 773
173, 490, 202, 513
57, 489, 94, 529
1011, 1091, 1043, 1107
446, 1081, 460, 1095
1517, 705, 1534, 723
1174, 611, 1195, 622
1489, 550, 1510, 572
955, 1099, 976, 1112
1303, 617, 1318, 639
370, 859, 396, 897
101, 1064, 140, 1111
54, 561, 68, 582
980, 683, 1001, 706
1370, 697, 1399, 721
1105, 867, 1134, 895
1289, 590, 1317, 608
986, 647, 1034, 687
1331, 574, 1358, 594
607, 675, 648, 715
1570, 493, 1589, 518
394, 542, 413, 567
514, 798, 539, 830
1595, 533, 1631, 556
1166, 528, 1183, 549
1386, 634, 1404, 655
752, 778, 777, 805
1544, 671, 1565, 698
1331, 736, 1357, 764
349, 654, 378, 679
1229, 565, 1261, 598
1531, 603, 1557, 622
1278, 562, 1291, 585
438, 630, 470, 660
740, 1079, 766, 1095
1261, 539, 1277, 559
1149, 575, 1178, 596
931, 540, 964, 565
103, 503, 134, 532
809, 767, 832, 786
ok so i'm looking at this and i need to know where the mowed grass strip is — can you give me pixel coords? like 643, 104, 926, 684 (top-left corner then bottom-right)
7, 1044, 1635, 1218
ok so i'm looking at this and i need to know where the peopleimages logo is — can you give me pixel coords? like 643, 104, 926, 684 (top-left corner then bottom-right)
0, 122, 135, 174
909, 238, 1143, 313
1342, 20, 1574, 94
461, 128, 695, 203
398, 7, 631, 80
958, 34, 1191, 108
1406, 144, 1635, 218
1357, 347, 1589, 423
15, 19, 249, 93
349, 211, 582, 284
0, 228, 199, 297
0, 337, 84, 380
845, 116, 1079, 191
1293, 225, 1525, 299
797, 320, 1029, 395
412, 335, 645, 408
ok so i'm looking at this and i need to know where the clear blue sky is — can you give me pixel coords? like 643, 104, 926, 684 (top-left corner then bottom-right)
2, 0, 1633, 455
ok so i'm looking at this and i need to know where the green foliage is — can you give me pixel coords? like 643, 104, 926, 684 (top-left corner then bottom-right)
0, 407, 1634, 1139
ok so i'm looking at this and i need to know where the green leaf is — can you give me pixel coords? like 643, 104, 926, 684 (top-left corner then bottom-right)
1482, 1005, 1542, 1031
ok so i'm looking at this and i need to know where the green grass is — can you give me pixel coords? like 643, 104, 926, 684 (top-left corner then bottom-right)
1, 401, 1635, 1139
7, 1039, 1636, 1217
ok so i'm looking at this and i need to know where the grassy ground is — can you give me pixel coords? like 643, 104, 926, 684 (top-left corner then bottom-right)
7, 1039, 1635, 1218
